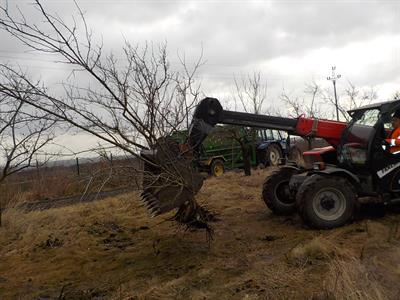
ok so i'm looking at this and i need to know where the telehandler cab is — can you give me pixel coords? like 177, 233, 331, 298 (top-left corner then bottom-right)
141, 97, 400, 229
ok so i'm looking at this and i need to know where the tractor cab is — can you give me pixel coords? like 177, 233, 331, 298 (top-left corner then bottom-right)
338, 99, 400, 193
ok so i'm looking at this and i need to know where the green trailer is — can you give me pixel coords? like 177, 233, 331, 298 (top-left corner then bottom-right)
172, 125, 288, 177
199, 126, 288, 176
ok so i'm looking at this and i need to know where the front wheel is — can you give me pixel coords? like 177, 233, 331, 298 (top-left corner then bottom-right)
296, 175, 356, 229
262, 168, 299, 215
210, 159, 225, 177
266, 144, 283, 166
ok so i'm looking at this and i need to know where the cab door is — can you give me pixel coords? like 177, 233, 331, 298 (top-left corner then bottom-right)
339, 108, 380, 170
370, 110, 400, 192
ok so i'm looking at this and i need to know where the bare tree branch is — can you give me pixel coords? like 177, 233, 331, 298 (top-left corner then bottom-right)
0, 0, 206, 226
233, 71, 268, 114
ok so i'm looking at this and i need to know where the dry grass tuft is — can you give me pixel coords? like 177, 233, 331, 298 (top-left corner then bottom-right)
321, 257, 387, 300
286, 236, 344, 267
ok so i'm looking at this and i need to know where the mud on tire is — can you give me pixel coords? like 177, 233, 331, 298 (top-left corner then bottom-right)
262, 168, 298, 215
296, 175, 356, 229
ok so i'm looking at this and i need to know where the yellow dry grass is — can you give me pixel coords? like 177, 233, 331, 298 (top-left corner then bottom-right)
1, 168, 400, 299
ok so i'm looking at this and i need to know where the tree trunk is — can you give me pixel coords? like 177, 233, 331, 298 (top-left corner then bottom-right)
243, 145, 251, 176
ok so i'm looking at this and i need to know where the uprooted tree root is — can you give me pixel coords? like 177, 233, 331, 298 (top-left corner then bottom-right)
172, 201, 218, 240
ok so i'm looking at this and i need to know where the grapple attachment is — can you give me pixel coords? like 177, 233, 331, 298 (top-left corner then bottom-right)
140, 138, 204, 217
140, 98, 224, 218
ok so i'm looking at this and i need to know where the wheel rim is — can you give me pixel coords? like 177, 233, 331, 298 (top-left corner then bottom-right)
214, 164, 224, 177
274, 180, 293, 206
269, 148, 280, 166
312, 187, 347, 221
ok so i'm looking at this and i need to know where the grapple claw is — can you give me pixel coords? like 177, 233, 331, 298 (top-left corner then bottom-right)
150, 207, 161, 217
140, 137, 204, 217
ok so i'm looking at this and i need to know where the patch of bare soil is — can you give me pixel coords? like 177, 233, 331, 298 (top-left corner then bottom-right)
1, 168, 400, 299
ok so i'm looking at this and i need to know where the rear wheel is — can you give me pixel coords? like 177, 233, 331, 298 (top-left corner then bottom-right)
296, 175, 356, 229
210, 159, 225, 177
262, 168, 298, 214
266, 144, 283, 166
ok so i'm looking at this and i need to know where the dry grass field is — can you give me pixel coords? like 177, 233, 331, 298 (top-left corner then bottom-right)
0, 158, 141, 209
1, 168, 400, 299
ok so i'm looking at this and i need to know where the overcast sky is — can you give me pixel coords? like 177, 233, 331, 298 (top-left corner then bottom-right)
1, 0, 400, 156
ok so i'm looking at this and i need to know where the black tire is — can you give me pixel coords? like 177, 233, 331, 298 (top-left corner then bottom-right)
210, 159, 225, 177
262, 168, 298, 215
296, 175, 356, 229
266, 144, 283, 166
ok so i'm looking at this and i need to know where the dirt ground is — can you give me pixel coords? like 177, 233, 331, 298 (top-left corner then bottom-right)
1, 168, 400, 299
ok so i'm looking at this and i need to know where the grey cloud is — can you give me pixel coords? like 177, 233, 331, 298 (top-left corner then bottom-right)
82, 0, 185, 25
171, 1, 400, 65
4, 1, 399, 65
1, 0, 399, 100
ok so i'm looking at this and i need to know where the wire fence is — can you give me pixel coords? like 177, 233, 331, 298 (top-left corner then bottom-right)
1, 156, 144, 207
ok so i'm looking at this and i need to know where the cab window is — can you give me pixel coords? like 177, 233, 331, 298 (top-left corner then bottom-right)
340, 109, 380, 166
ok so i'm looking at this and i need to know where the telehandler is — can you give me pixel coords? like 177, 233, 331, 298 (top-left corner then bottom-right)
141, 97, 400, 229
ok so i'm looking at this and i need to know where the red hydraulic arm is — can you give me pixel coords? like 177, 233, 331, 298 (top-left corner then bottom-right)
187, 97, 347, 154
295, 117, 347, 147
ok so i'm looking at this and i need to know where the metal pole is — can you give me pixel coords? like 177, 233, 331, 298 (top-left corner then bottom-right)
327, 66, 341, 121
333, 80, 339, 121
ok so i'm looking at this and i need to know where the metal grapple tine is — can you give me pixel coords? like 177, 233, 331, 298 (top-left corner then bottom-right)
140, 137, 204, 217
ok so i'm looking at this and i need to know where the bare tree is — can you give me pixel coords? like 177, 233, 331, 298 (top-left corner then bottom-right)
0, 1, 206, 226
233, 71, 268, 114
226, 126, 253, 176
281, 81, 327, 119
0, 1, 202, 151
280, 88, 307, 118
229, 71, 271, 176
323, 81, 377, 121
282, 80, 377, 121
0, 99, 54, 182
0, 94, 55, 225
304, 80, 323, 118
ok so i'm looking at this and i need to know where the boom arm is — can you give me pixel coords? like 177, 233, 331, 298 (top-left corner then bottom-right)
187, 97, 347, 153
